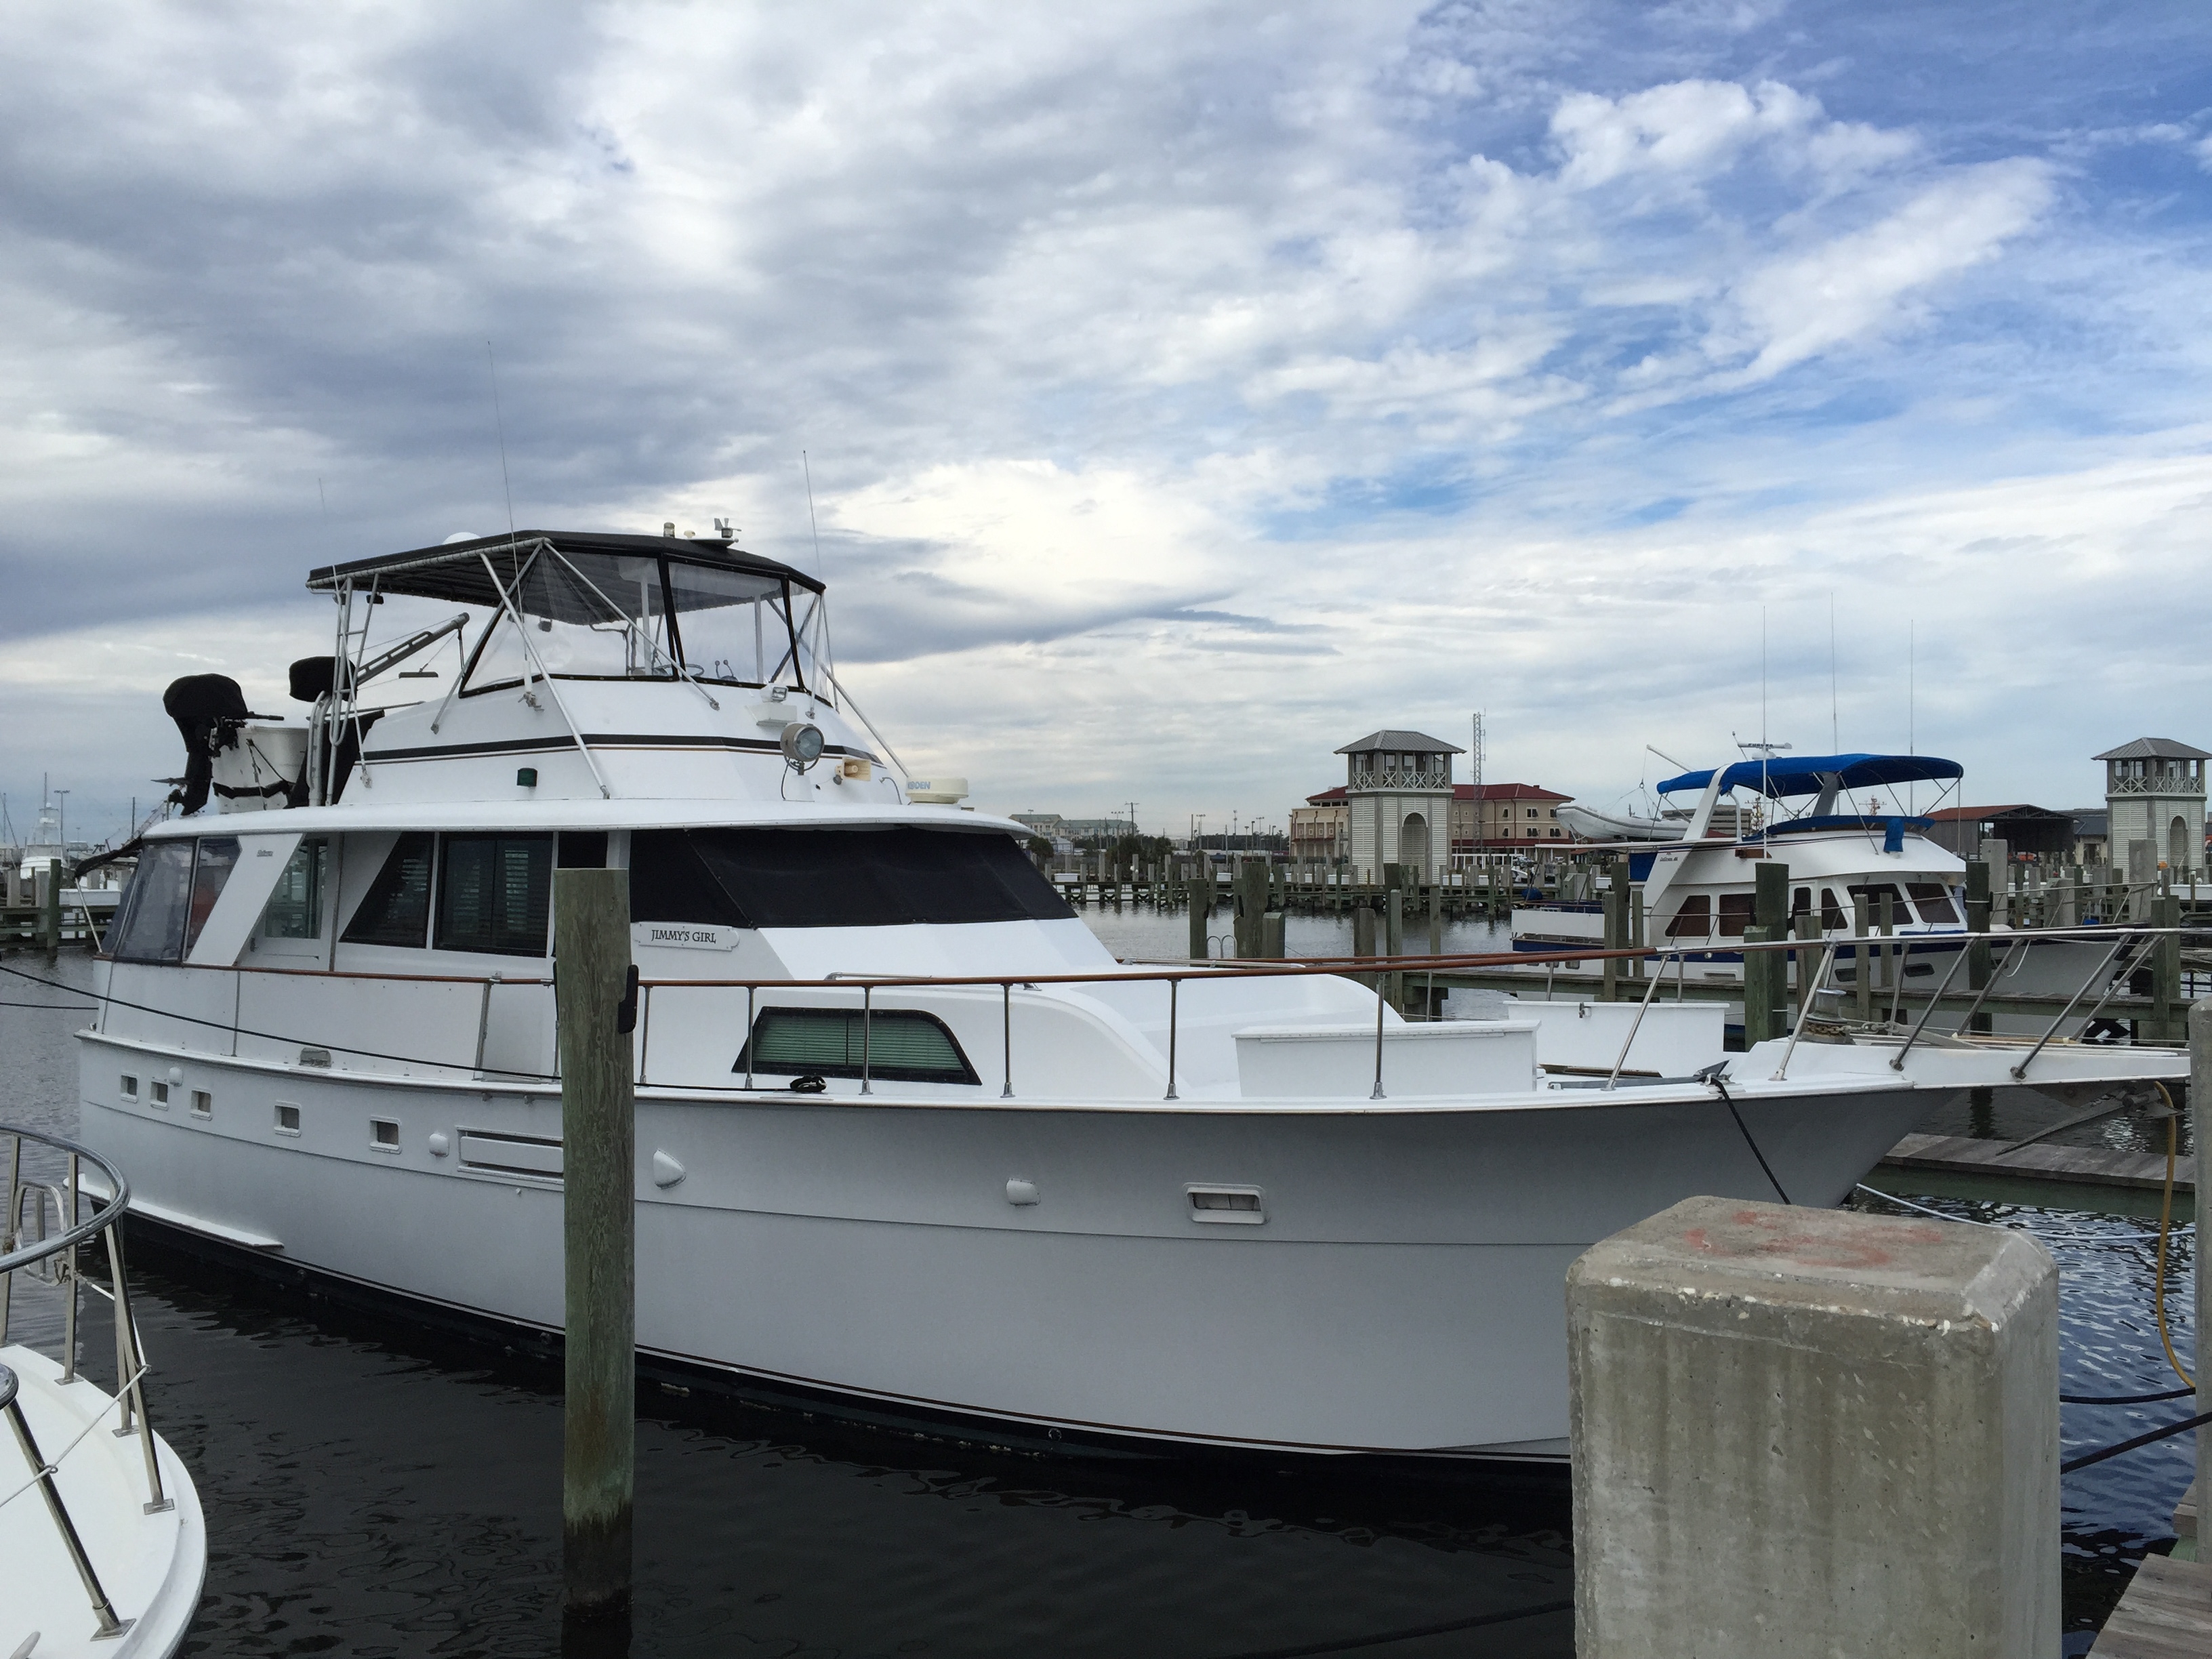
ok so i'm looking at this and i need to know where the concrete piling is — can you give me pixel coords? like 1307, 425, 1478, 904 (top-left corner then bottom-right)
552, 867, 637, 1627
1568, 1195, 2060, 1658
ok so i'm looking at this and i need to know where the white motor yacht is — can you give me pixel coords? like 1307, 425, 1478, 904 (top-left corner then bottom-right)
73, 530, 2184, 1463
1517, 753, 2120, 1020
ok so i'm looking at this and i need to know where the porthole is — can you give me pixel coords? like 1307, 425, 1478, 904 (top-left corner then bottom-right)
120, 1075, 138, 1100
274, 1102, 302, 1136
148, 1081, 170, 1109
371, 1118, 401, 1153
190, 1090, 212, 1120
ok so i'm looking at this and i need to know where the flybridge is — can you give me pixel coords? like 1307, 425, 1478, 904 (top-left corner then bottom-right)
1654, 753, 1965, 800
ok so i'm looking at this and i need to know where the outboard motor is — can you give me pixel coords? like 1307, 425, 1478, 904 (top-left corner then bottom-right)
162, 674, 253, 815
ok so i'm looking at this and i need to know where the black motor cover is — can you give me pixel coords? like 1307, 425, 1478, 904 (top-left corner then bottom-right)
162, 673, 252, 814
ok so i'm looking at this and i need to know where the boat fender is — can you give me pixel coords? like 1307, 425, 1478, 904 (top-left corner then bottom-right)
789, 1073, 827, 1094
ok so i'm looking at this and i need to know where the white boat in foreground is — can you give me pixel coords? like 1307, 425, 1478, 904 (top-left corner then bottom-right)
2, 1126, 205, 1657
73, 528, 2188, 1463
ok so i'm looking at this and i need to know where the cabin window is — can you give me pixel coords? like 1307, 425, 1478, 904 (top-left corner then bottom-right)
735, 1006, 980, 1085
1820, 888, 1847, 930
262, 838, 327, 939
1666, 895, 1711, 938
186, 838, 241, 953
1715, 893, 1755, 937
1907, 883, 1961, 924
437, 834, 553, 956
343, 834, 435, 947
1848, 883, 1914, 924
1791, 886, 1811, 920
631, 827, 1071, 930
108, 839, 198, 962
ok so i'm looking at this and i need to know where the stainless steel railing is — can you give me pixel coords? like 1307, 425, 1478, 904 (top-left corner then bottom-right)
1, 1124, 166, 1641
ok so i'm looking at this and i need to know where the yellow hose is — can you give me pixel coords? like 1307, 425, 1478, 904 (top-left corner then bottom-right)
2152, 1080, 2196, 1391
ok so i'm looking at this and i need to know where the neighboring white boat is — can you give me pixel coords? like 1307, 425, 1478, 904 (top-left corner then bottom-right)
1516, 752, 2117, 1019
71, 530, 2186, 1463
2, 1126, 205, 1657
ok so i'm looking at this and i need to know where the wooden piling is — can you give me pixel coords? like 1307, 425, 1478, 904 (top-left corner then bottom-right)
553, 867, 636, 1626
2194, 999, 2212, 1517
1965, 863, 1992, 1036
1742, 862, 1788, 1045
40, 865, 60, 962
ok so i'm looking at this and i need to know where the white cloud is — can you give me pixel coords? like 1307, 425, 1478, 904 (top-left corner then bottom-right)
1, 4, 2209, 833
1726, 159, 2054, 380
1551, 79, 1820, 189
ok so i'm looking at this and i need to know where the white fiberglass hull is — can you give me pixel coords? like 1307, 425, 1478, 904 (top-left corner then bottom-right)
75, 1035, 1928, 1460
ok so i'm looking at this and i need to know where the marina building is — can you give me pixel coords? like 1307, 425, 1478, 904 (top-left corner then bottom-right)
1290, 731, 1572, 874
1923, 804, 2074, 860
2095, 736, 2208, 876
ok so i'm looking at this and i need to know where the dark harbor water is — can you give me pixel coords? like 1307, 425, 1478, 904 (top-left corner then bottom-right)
1, 946, 2197, 1655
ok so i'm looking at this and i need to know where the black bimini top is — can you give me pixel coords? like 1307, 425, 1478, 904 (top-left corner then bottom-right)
306, 530, 824, 605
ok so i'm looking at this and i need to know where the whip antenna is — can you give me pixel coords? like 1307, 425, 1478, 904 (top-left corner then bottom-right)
487, 342, 517, 546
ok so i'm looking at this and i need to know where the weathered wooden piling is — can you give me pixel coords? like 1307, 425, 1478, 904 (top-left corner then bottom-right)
553, 867, 636, 1625
39, 865, 61, 962
1186, 877, 1208, 962
2197, 998, 2212, 1517
1741, 861, 1788, 1044
1965, 861, 1993, 1035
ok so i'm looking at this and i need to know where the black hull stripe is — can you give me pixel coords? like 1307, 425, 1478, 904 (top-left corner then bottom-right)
367, 733, 874, 764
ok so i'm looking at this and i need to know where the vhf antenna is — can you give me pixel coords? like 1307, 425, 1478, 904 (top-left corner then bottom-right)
487, 342, 518, 547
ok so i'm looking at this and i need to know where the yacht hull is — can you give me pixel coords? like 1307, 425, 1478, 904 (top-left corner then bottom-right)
76, 1034, 1928, 1460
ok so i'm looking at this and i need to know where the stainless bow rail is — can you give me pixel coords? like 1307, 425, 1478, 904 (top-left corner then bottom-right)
77, 922, 2191, 1100
1, 1123, 165, 1641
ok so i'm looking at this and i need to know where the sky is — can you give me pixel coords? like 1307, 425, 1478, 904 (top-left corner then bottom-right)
5, 1, 2212, 845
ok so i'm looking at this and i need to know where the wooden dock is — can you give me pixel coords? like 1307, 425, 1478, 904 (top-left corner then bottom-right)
1879, 1133, 2194, 1197
2092, 1551, 2212, 1656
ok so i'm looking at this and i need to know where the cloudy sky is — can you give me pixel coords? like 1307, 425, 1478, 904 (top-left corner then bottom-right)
5, 1, 2211, 842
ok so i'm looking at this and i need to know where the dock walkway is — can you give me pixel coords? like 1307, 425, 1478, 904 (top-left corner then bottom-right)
1880, 1133, 2193, 1197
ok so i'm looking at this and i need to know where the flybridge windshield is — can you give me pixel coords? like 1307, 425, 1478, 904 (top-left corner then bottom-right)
632, 827, 1071, 929
457, 544, 828, 695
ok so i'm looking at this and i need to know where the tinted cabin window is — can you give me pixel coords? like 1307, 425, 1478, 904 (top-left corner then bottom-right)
263, 839, 325, 939
1848, 882, 1913, 924
1791, 886, 1811, 920
632, 827, 1071, 929
737, 1006, 979, 1084
1716, 893, 1755, 938
1907, 882, 1960, 924
1820, 888, 1847, 930
344, 834, 434, 947
438, 835, 553, 956
109, 840, 197, 962
1666, 895, 1710, 938
185, 837, 241, 954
